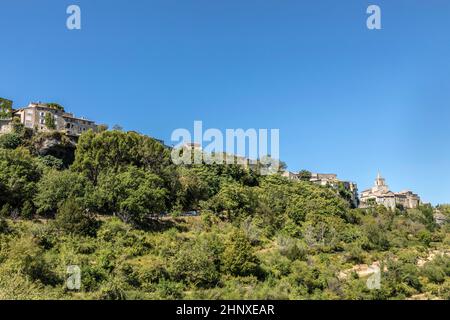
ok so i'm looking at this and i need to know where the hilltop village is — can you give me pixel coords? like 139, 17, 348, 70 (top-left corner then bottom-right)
0, 98, 448, 301
0, 99, 422, 210
0, 102, 98, 136
282, 171, 421, 210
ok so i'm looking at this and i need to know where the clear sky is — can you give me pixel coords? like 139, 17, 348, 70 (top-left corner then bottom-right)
1, 0, 450, 204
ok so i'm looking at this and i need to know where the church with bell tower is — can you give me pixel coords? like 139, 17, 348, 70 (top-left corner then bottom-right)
360, 173, 420, 210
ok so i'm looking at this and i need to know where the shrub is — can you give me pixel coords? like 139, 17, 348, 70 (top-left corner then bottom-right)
343, 243, 366, 264
0, 271, 56, 300
153, 279, 184, 299
417, 229, 432, 246
0, 203, 12, 218
0, 218, 9, 233
0, 133, 22, 149
29, 223, 57, 249
54, 198, 98, 237
423, 263, 446, 284
125, 255, 169, 289
96, 277, 128, 300
277, 235, 307, 261
4, 236, 59, 285
97, 217, 132, 242
422, 255, 449, 284
37, 155, 64, 170
21, 201, 34, 219
169, 239, 220, 288
222, 229, 260, 277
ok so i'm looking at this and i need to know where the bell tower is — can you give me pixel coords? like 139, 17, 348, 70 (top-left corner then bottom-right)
375, 172, 386, 186
372, 172, 389, 193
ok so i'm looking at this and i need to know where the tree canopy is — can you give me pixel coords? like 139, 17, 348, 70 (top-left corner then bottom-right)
0, 126, 448, 300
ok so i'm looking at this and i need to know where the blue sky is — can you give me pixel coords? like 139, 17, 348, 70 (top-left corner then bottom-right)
1, 0, 450, 204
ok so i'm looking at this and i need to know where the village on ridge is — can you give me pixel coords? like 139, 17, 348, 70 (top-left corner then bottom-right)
1, 100, 424, 212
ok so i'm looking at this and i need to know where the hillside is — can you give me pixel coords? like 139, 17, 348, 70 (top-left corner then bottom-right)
0, 125, 449, 300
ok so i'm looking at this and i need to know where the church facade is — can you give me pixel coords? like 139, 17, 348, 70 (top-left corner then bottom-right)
360, 173, 420, 210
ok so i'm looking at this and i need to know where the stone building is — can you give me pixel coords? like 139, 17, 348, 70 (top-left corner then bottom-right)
7, 103, 97, 136
282, 171, 301, 181
179, 142, 262, 169
360, 173, 420, 210
310, 173, 338, 186
282, 170, 359, 208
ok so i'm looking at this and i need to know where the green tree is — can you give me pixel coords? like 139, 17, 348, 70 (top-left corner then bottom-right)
0, 133, 22, 149
298, 170, 312, 181
363, 219, 391, 251
222, 229, 260, 277
255, 175, 294, 234
45, 103, 64, 111
21, 200, 34, 219
301, 215, 346, 251
0, 217, 9, 233
0, 148, 41, 210
0, 98, 13, 119
286, 181, 349, 224
44, 113, 56, 130
178, 167, 210, 211
9, 117, 32, 138
0, 203, 12, 218
72, 130, 174, 183
37, 155, 64, 170
93, 166, 167, 226
202, 182, 257, 221
71, 130, 181, 211
54, 198, 98, 236
34, 170, 92, 216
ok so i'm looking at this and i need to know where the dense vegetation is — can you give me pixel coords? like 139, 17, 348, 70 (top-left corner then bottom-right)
0, 123, 449, 300
0, 98, 13, 119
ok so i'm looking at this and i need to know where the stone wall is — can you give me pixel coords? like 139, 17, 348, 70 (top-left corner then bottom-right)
0, 119, 12, 134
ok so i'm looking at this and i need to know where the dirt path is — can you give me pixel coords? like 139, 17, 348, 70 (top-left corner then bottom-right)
339, 249, 449, 280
